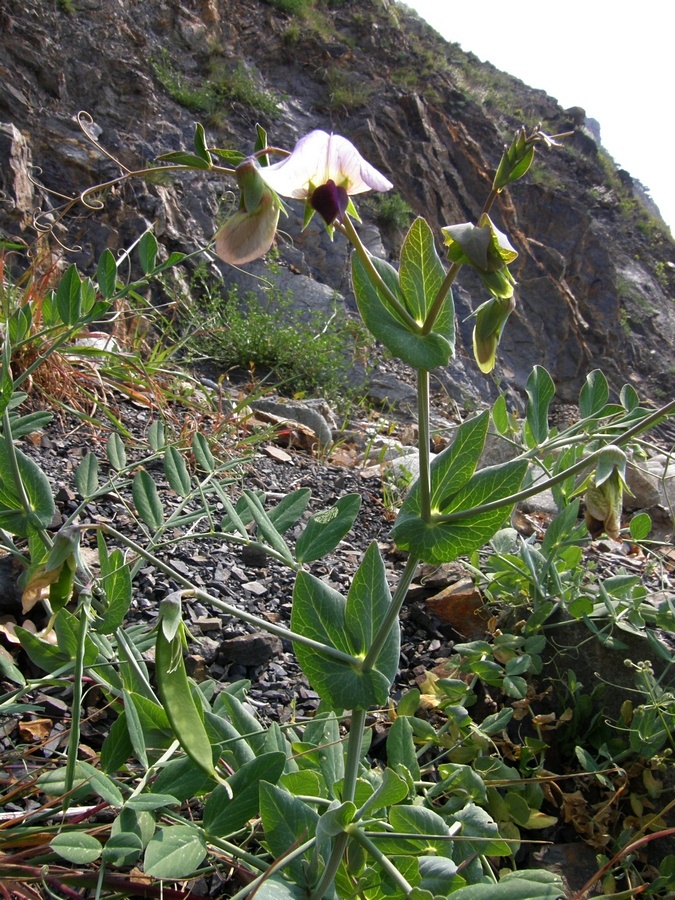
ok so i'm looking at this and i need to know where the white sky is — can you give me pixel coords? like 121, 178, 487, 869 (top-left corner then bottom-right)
404, 1, 675, 233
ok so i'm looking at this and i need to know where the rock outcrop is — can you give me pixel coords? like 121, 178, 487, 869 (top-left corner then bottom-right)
1, 0, 673, 406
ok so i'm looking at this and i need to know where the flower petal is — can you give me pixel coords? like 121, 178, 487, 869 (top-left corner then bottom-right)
260, 130, 392, 199
215, 191, 280, 265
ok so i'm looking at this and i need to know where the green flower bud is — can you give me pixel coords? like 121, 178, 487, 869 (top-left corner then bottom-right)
215, 159, 282, 265
584, 448, 631, 540
472, 294, 516, 374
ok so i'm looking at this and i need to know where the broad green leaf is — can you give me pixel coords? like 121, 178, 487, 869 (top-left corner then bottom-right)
37, 764, 91, 801
106, 432, 127, 471
7, 409, 52, 439
75, 760, 124, 808
132, 469, 164, 530
138, 231, 158, 275
300, 712, 345, 793
80, 277, 97, 315
126, 793, 180, 811
525, 366, 555, 445
449, 802, 512, 858
352, 253, 453, 370
0, 438, 56, 536
629, 512, 652, 541
100, 712, 133, 773
540, 500, 581, 556
111, 807, 156, 849
147, 419, 165, 450
8, 303, 32, 344
399, 217, 448, 325
253, 876, 308, 899
98, 548, 132, 633
204, 710, 256, 769
387, 805, 455, 857
156, 150, 212, 169
491, 394, 510, 436
259, 782, 319, 887
387, 715, 420, 781
203, 751, 286, 837
418, 856, 460, 894
193, 122, 211, 163
241, 490, 293, 564
291, 543, 399, 709
210, 148, 246, 165
268, 487, 312, 533
164, 445, 192, 496
97, 248, 118, 299
152, 755, 217, 802
216, 692, 266, 756
103, 832, 143, 867
51, 832, 101, 864
192, 432, 215, 471
448, 870, 563, 899
295, 493, 361, 563
620, 383, 640, 412
357, 768, 409, 817
143, 825, 207, 879
55, 264, 82, 325
579, 369, 609, 417
75, 451, 99, 498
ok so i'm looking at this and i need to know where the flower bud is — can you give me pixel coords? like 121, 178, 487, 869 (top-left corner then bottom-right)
472, 294, 516, 374
215, 159, 281, 265
584, 448, 630, 540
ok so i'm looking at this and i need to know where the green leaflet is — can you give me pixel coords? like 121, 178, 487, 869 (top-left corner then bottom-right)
352, 254, 453, 370
291, 542, 399, 710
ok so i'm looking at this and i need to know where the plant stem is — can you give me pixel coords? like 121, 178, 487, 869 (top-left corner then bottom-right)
348, 826, 415, 894
63, 590, 90, 809
362, 553, 419, 672
417, 368, 431, 522
308, 708, 367, 900
96, 525, 360, 667
422, 261, 460, 334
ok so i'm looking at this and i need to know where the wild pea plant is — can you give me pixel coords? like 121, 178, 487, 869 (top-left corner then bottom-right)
2, 118, 675, 898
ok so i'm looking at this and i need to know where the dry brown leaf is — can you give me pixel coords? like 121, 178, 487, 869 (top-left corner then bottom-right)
18, 718, 53, 743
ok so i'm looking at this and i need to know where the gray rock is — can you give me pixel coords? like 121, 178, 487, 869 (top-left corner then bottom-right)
219, 632, 283, 667
251, 397, 334, 447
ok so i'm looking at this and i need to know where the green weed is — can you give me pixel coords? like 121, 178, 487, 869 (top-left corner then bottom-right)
185, 270, 371, 403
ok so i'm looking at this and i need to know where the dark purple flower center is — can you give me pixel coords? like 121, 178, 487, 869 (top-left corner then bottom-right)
311, 180, 349, 225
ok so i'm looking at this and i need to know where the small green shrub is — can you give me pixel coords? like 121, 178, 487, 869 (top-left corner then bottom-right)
367, 191, 414, 232
325, 66, 373, 112
151, 51, 279, 119
186, 273, 371, 402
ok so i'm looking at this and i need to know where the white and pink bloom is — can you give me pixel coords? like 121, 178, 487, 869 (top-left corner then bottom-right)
259, 130, 393, 225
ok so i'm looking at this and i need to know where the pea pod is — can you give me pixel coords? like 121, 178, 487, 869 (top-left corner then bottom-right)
155, 606, 218, 782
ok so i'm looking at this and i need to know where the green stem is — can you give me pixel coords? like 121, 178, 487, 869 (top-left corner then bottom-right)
226, 837, 317, 900
362, 554, 419, 673
417, 368, 431, 522
348, 826, 415, 894
63, 590, 90, 809
307, 709, 366, 900
422, 261, 460, 334
95, 525, 360, 667
339, 217, 420, 333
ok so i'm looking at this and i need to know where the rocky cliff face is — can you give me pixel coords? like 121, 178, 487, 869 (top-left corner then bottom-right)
1, 0, 674, 406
